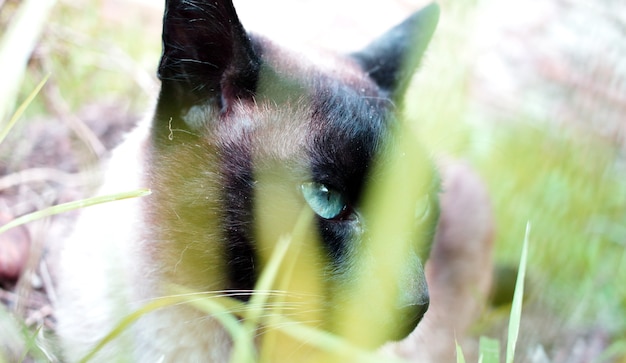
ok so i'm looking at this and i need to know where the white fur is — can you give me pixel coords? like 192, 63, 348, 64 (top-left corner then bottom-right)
56, 117, 233, 362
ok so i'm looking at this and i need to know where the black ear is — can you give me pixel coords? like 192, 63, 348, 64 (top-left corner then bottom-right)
157, 0, 260, 112
351, 3, 439, 100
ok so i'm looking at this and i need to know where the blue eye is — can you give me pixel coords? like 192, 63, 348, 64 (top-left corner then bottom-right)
301, 182, 347, 220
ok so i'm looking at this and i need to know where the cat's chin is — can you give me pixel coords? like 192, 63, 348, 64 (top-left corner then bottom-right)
331, 301, 429, 347
387, 302, 430, 342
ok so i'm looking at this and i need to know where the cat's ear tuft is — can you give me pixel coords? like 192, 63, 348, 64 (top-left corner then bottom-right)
157, 0, 261, 112
351, 3, 439, 100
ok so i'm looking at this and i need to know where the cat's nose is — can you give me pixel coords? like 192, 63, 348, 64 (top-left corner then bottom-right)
390, 252, 430, 340
392, 288, 429, 340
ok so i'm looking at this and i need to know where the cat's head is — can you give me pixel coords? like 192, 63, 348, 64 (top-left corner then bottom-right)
146, 0, 439, 349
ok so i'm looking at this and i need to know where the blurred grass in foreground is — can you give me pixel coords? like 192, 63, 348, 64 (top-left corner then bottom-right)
412, 77, 626, 327
4, 0, 159, 120
407, 0, 626, 358
2, 0, 626, 361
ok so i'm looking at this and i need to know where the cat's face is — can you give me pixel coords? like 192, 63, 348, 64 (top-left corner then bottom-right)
143, 0, 439, 348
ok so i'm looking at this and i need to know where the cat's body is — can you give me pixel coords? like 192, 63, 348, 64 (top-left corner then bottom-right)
55, 1, 442, 361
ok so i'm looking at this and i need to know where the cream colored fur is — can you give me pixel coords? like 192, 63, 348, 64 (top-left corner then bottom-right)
56, 117, 233, 362
57, 124, 494, 362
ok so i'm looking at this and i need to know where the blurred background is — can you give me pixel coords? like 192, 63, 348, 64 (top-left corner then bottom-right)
1, 0, 625, 362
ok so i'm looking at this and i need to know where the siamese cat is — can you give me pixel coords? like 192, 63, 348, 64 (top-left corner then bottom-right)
55, 0, 440, 361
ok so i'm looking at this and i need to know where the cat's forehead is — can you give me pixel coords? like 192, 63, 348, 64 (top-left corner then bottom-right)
255, 35, 384, 99
196, 35, 395, 181
264, 46, 390, 147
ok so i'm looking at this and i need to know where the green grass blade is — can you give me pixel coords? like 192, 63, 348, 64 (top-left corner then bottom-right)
0, 0, 56, 122
273, 314, 407, 363
17, 325, 43, 363
232, 235, 292, 363
455, 339, 466, 363
0, 74, 50, 145
0, 189, 151, 235
181, 293, 255, 363
479, 336, 500, 363
505, 222, 530, 363
80, 295, 212, 362
242, 234, 291, 329
80, 292, 247, 363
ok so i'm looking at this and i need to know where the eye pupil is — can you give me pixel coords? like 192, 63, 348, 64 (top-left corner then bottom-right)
301, 182, 347, 220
